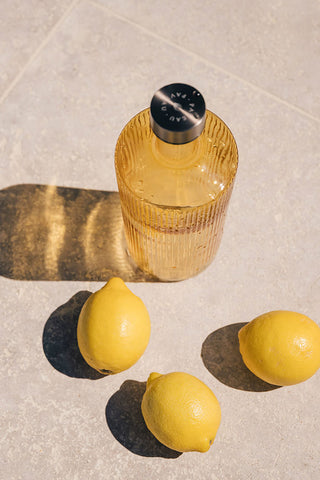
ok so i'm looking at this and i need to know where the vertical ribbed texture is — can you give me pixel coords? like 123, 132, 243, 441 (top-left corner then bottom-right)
115, 109, 238, 281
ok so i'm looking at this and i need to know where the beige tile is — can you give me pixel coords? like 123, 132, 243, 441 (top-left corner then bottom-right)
0, 0, 75, 97
97, 0, 320, 119
0, 1, 319, 480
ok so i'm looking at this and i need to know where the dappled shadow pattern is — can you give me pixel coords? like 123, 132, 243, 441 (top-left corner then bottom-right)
43, 290, 104, 379
0, 184, 158, 282
201, 323, 280, 392
106, 380, 182, 458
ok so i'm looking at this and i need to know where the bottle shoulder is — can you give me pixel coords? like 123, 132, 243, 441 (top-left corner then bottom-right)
115, 108, 237, 208
125, 134, 224, 207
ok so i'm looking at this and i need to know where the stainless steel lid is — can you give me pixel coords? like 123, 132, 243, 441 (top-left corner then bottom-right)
150, 83, 206, 144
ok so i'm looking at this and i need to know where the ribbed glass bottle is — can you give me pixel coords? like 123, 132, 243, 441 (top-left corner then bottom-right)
115, 103, 238, 281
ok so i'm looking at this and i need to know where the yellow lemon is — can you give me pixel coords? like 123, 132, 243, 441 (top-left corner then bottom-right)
141, 372, 221, 453
238, 310, 320, 386
77, 277, 150, 374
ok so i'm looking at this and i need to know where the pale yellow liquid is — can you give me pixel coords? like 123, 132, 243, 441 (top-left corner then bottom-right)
126, 135, 226, 207
115, 109, 237, 281
121, 204, 227, 280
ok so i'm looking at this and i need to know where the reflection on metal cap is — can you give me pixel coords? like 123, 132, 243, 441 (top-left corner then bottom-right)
150, 83, 206, 144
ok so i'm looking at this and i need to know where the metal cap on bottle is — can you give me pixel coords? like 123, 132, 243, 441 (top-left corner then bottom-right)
150, 83, 206, 144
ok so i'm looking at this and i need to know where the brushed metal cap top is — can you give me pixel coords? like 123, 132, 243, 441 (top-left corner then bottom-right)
150, 83, 206, 144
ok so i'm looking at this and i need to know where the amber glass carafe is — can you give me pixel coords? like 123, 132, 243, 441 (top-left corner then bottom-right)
115, 84, 238, 281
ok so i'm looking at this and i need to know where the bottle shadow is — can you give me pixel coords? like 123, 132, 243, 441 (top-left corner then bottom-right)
0, 184, 158, 282
201, 323, 280, 392
42, 290, 104, 379
106, 380, 182, 458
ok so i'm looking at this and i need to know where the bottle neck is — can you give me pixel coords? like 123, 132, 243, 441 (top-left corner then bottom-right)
151, 133, 202, 169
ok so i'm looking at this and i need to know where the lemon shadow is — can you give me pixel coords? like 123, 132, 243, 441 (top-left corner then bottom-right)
201, 323, 280, 392
0, 184, 158, 282
42, 290, 104, 379
106, 380, 182, 458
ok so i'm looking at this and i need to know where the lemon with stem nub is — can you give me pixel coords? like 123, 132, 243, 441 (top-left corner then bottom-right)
141, 371, 221, 453
77, 277, 151, 374
238, 310, 320, 386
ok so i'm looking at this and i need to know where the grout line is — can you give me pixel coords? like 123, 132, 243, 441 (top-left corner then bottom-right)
89, 0, 320, 124
0, 0, 80, 107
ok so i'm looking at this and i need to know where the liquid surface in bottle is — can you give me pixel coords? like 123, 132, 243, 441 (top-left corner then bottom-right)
125, 134, 225, 208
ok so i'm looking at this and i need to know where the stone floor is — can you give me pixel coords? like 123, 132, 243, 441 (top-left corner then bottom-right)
0, 1, 319, 479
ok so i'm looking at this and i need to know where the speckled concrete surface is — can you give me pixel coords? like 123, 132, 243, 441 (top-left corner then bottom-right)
0, 1, 319, 479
